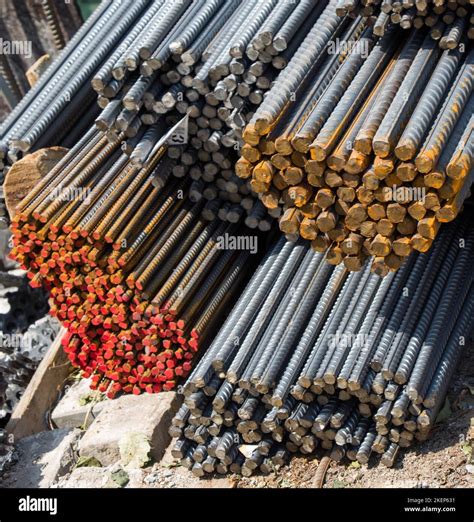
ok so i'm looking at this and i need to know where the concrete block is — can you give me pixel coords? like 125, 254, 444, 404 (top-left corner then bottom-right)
58, 467, 112, 489
78, 392, 181, 467
51, 379, 106, 429
58, 466, 147, 489
1, 428, 82, 488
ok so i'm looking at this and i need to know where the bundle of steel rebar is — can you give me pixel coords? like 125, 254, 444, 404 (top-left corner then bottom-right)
335, 0, 474, 47
89, 0, 347, 231
9, 126, 260, 398
0, 0, 131, 226
170, 210, 474, 474
240, 23, 473, 275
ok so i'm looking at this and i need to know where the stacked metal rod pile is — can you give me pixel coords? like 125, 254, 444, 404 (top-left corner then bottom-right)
90, 0, 348, 230
240, 23, 474, 274
335, 0, 474, 47
9, 127, 259, 398
170, 212, 474, 474
0, 0, 150, 224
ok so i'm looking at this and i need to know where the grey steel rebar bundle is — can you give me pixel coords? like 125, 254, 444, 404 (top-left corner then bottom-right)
0, 0, 122, 226
335, 0, 474, 47
0, 1, 84, 223
241, 22, 474, 275
1, 0, 348, 231
88, 0, 347, 231
170, 210, 474, 475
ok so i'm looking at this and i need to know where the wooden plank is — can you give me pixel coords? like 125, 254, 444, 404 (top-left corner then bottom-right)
3, 146, 68, 219
6, 327, 71, 440
26, 54, 51, 87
